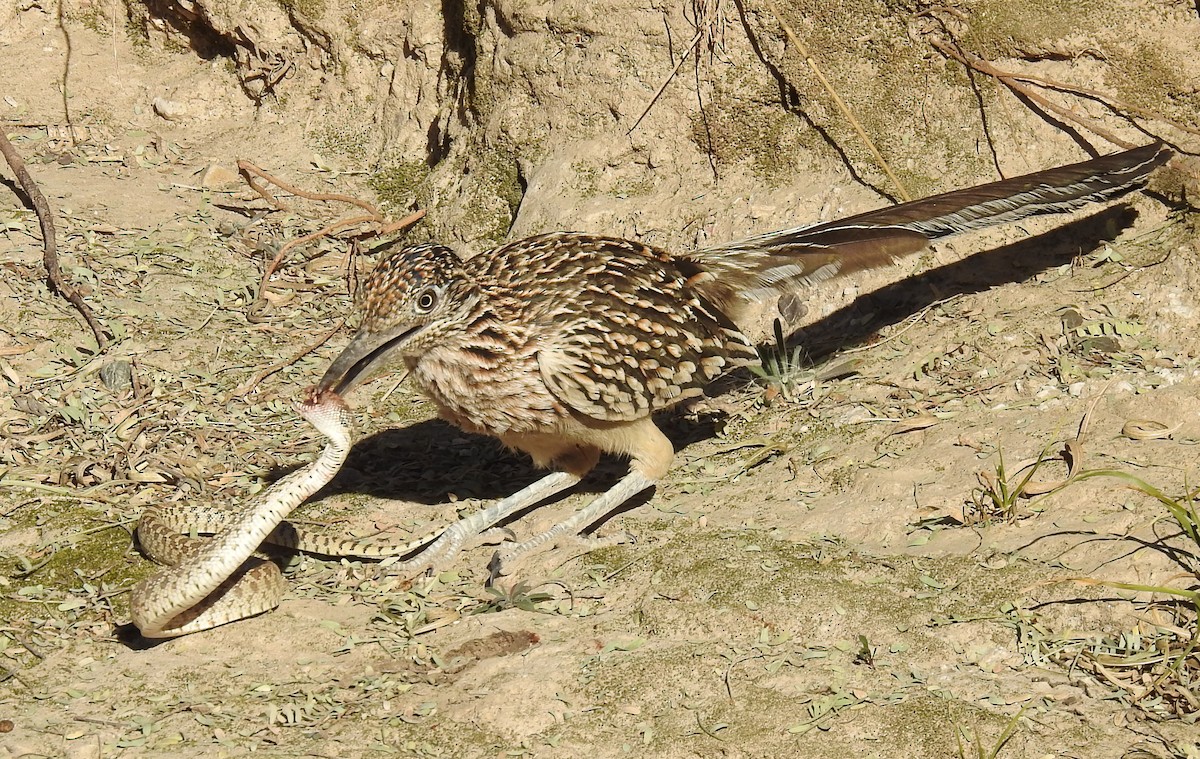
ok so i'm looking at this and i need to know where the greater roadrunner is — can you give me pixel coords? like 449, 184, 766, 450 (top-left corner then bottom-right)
317, 142, 1171, 575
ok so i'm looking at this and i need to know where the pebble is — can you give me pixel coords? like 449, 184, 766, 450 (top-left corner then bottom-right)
200, 164, 239, 187
152, 97, 187, 121
99, 360, 133, 393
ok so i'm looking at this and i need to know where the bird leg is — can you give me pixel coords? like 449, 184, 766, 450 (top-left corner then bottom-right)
382, 469, 581, 577
488, 469, 656, 576
488, 418, 673, 575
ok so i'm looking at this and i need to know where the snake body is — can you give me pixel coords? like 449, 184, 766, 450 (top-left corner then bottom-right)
130, 390, 436, 638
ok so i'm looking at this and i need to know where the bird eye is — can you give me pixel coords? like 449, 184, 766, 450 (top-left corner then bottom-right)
414, 288, 438, 313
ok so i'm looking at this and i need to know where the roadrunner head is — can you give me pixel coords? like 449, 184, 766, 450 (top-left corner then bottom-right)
318, 243, 478, 395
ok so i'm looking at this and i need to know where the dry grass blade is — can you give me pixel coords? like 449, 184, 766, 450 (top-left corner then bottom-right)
1022, 383, 1111, 495
627, 28, 705, 134
1121, 419, 1183, 441
1018, 440, 1081, 497
1051, 603, 1199, 719
756, 0, 911, 200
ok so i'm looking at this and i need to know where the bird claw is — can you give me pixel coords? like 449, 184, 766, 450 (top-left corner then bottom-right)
472, 526, 518, 548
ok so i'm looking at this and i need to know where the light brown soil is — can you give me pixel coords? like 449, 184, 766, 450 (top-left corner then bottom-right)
2, 1, 1199, 757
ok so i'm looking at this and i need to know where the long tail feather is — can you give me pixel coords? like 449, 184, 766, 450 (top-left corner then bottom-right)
687, 142, 1171, 311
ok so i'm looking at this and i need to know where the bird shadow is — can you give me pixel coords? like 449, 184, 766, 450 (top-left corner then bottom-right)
315, 205, 1138, 510
780, 204, 1136, 363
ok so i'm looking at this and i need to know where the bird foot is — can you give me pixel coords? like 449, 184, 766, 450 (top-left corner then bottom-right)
371, 471, 583, 580
472, 526, 518, 547
490, 470, 655, 577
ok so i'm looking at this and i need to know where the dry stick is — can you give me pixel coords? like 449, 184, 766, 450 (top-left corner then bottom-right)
760, 0, 912, 201
237, 160, 380, 215
0, 131, 108, 349
230, 317, 345, 399
376, 211, 427, 236
262, 213, 381, 283
239, 166, 292, 212
628, 28, 705, 135
248, 208, 427, 324
235, 160, 425, 320
926, 38, 1136, 149
270, 209, 428, 274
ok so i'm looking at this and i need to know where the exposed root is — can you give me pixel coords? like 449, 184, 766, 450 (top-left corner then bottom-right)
917, 12, 1198, 152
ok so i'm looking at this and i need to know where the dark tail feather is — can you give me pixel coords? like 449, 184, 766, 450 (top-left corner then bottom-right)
687, 142, 1171, 310
830, 141, 1171, 238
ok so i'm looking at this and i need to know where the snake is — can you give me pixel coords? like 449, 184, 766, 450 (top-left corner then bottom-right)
129, 389, 440, 638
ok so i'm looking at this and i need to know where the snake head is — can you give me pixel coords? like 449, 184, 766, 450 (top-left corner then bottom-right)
301, 384, 348, 410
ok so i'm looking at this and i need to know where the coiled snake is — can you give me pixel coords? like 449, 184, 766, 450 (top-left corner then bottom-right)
130, 387, 579, 637
130, 389, 423, 638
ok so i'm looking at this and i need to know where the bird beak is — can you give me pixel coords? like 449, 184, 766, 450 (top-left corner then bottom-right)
317, 322, 421, 395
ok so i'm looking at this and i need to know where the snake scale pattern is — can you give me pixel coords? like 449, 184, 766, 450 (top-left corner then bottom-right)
129, 390, 438, 638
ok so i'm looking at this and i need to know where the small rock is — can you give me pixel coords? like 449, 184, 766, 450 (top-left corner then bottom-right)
99, 360, 133, 394
152, 97, 187, 121
1035, 384, 1059, 399
12, 395, 45, 416
200, 164, 239, 188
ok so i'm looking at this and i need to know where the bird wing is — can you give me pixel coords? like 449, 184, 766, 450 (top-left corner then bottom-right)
533, 238, 755, 423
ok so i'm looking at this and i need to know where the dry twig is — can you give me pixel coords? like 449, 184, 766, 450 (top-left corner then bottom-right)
235, 160, 426, 322
229, 317, 345, 399
925, 35, 1137, 150
628, 28, 706, 135
0, 130, 108, 349
921, 22, 1200, 205
238, 160, 380, 215
759, 0, 912, 201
